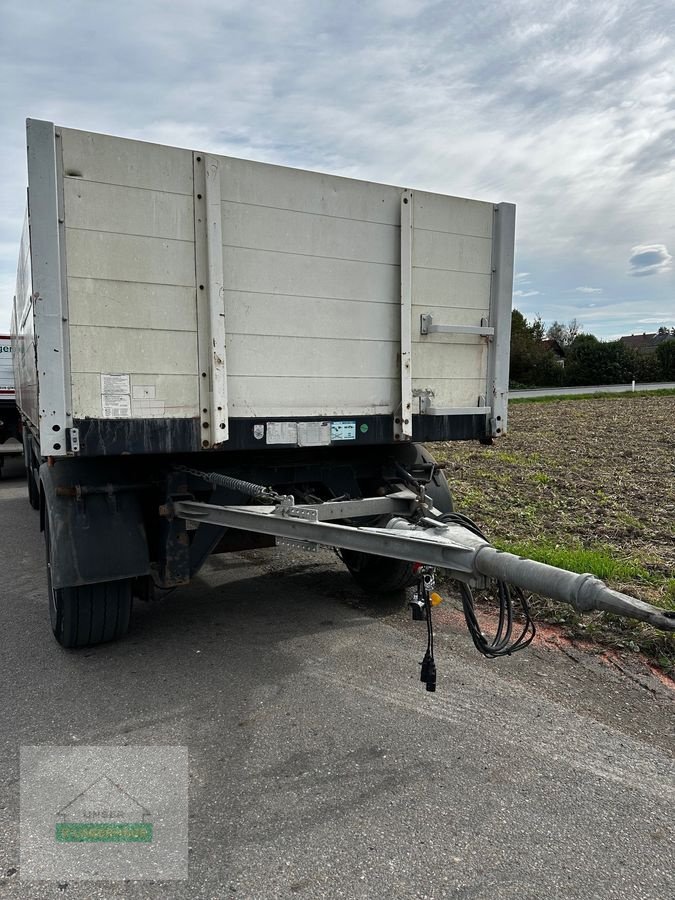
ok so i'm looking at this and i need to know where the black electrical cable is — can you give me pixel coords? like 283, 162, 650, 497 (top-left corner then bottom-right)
439, 512, 536, 658
418, 574, 437, 691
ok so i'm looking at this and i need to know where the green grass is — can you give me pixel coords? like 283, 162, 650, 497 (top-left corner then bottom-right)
493, 451, 523, 464
509, 388, 675, 405
492, 539, 655, 584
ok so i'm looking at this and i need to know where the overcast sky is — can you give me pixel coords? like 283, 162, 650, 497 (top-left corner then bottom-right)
1, 0, 673, 338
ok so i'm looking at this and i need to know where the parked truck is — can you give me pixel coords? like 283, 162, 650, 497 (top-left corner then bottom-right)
0, 332, 22, 474
12, 119, 673, 667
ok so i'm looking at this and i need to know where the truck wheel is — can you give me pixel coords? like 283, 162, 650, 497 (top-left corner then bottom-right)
45, 517, 132, 648
340, 445, 453, 595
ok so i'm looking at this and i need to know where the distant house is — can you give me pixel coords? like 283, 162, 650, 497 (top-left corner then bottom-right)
619, 331, 674, 355
541, 338, 565, 366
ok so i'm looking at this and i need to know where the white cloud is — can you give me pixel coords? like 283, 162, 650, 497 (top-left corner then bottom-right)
575, 286, 603, 293
0, 0, 673, 338
513, 290, 540, 298
628, 244, 672, 276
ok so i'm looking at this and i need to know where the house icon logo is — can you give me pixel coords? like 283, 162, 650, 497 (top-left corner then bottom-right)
55, 775, 153, 843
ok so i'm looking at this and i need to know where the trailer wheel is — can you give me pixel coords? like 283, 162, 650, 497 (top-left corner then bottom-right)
402, 444, 454, 515
22, 431, 40, 510
27, 466, 40, 510
45, 516, 132, 648
341, 445, 453, 595
340, 548, 418, 593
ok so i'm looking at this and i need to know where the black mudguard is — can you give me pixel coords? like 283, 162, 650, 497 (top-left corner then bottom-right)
40, 459, 150, 589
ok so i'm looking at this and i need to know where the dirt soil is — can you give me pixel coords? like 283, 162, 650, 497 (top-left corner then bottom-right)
427, 394, 675, 673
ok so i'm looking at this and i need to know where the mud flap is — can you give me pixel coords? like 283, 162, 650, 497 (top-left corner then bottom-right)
40, 460, 150, 590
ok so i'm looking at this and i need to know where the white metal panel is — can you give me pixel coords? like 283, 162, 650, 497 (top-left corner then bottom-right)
47, 125, 512, 432
221, 245, 399, 302
64, 179, 195, 241
227, 376, 396, 417
215, 155, 403, 420
65, 230, 195, 287
60, 128, 194, 194
69, 326, 197, 375
71, 372, 199, 419
413, 343, 488, 381
221, 201, 399, 264
25, 120, 73, 455
410, 188, 494, 420
11, 212, 39, 424
225, 335, 398, 379
411, 268, 492, 310
60, 135, 200, 426
412, 191, 494, 238
412, 230, 493, 274
218, 157, 401, 224
414, 378, 487, 410
67, 279, 196, 331
224, 292, 396, 342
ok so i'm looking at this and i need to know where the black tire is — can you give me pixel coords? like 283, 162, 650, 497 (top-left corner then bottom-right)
340, 548, 418, 593
27, 466, 40, 510
45, 515, 132, 648
23, 430, 40, 510
401, 444, 454, 514
341, 444, 453, 594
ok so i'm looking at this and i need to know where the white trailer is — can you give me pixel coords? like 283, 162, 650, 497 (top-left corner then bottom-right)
13, 119, 673, 657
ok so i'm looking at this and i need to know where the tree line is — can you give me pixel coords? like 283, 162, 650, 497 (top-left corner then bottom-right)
509, 310, 675, 388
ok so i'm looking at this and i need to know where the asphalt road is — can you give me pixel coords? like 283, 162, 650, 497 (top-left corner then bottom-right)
509, 382, 675, 399
1, 456, 673, 899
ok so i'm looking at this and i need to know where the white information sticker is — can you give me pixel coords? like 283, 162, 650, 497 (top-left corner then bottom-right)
297, 422, 331, 447
266, 422, 298, 445
102, 395, 132, 418
101, 373, 131, 418
100, 374, 130, 395
331, 421, 356, 441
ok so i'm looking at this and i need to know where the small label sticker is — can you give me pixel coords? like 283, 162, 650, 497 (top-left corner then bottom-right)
102, 395, 131, 418
101, 374, 131, 419
331, 421, 356, 441
100, 374, 130, 395
266, 422, 298, 445
253, 424, 265, 440
297, 422, 331, 447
